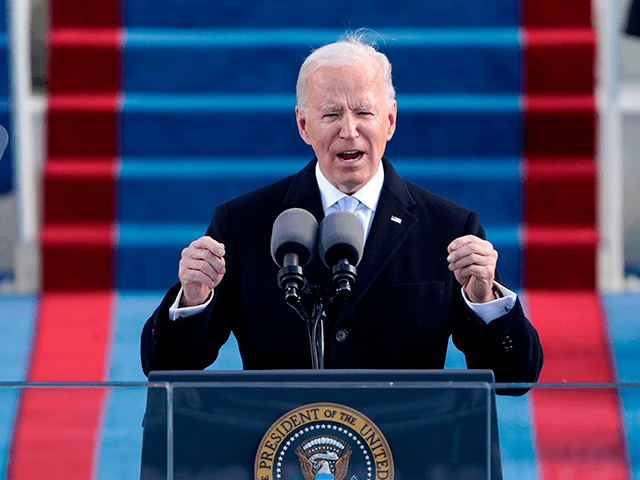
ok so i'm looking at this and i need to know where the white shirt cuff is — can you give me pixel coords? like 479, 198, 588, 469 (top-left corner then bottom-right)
168, 287, 214, 321
462, 282, 517, 324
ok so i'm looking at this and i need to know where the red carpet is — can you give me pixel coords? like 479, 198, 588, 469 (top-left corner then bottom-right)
8, 0, 121, 477
520, 0, 630, 477
527, 291, 630, 479
43, 10, 120, 291
7, 293, 114, 479
521, 0, 597, 291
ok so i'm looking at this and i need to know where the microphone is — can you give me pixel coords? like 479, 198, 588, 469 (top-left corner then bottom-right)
318, 211, 364, 297
270, 208, 318, 306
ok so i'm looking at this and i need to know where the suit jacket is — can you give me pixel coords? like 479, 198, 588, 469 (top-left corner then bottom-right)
141, 158, 543, 385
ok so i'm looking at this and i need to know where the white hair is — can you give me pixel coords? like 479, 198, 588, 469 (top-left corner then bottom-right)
296, 31, 396, 115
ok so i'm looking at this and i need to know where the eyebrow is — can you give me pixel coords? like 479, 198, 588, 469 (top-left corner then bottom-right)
319, 104, 374, 113
319, 105, 342, 114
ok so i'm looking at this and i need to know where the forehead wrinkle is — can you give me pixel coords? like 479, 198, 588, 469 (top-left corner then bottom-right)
319, 102, 375, 113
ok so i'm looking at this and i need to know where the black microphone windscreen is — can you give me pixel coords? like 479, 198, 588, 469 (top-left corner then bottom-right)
270, 208, 318, 267
318, 211, 364, 268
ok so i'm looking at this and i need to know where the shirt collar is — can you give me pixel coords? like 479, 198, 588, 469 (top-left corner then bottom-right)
315, 160, 384, 213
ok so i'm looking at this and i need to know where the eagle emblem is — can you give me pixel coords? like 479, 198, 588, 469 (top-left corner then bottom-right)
255, 402, 393, 480
294, 435, 353, 480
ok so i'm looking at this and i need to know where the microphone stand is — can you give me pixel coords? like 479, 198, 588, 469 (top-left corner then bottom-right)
307, 292, 344, 369
309, 303, 324, 369
278, 262, 357, 369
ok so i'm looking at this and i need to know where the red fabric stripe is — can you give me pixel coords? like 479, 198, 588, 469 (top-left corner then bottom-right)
8, 292, 114, 479
48, 94, 119, 111
49, 28, 122, 46
523, 94, 596, 112
523, 28, 596, 46
42, 223, 116, 246
44, 160, 116, 178
524, 226, 598, 246
526, 292, 630, 479
44, 160, 117, 178
525, 158, 596, 179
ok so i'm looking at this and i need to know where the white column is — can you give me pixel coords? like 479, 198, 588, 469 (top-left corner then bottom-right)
597, 0, 626, 292
9, 0, 40, 292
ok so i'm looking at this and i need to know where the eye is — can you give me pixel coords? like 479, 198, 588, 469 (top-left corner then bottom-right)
322, 111, 340, 119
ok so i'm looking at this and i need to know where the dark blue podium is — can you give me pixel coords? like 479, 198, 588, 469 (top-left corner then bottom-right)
141, 370, 501, 480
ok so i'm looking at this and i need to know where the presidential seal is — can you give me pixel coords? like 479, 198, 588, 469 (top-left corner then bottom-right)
255, 402, 393, 480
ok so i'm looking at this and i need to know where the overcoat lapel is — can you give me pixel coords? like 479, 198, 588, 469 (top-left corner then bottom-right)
282, 158, 324, 220
335, 159, 417, 323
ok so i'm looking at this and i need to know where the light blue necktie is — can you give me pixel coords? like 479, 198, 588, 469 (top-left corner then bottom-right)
337, 196, 367, 239
337, 195, 359, 214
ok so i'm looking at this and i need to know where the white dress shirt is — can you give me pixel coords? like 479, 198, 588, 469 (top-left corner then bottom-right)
316, 160, 383, 245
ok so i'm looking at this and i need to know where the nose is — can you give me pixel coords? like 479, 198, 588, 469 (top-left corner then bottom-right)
339, 113, 359, 139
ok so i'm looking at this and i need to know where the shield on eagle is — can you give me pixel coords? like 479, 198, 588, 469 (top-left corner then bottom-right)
294, 435, 353, 480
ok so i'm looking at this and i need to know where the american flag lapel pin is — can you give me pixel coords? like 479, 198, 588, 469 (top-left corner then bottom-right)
390, 215, 402, 224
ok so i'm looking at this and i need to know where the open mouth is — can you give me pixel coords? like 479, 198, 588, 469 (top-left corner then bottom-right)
337, 151, 364, 162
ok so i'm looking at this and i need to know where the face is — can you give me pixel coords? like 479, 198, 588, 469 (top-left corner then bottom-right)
295, 59, 397, 195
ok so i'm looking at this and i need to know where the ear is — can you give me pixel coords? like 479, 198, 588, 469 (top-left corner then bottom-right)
295, 106, 312, 146
386, 101, 397, 141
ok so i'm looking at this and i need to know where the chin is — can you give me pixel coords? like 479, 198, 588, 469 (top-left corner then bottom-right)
339, 179, 365, 194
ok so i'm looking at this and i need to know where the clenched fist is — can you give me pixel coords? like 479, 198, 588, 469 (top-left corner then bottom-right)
447, 234, 498, 303
178, 236, 226, 307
